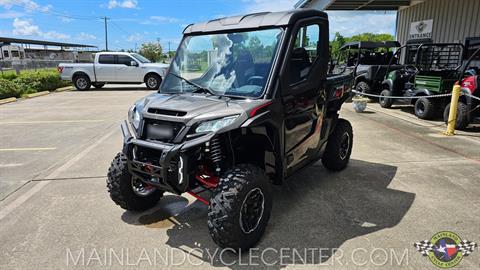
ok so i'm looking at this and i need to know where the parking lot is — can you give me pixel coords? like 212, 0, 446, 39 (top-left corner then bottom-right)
1, 86, 479, 269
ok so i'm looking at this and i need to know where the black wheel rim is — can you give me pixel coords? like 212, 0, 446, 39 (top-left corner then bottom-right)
239, 188, 265, 234
417, 102, 425, 114
131, 177, 156, 197
339, 132, 350, 160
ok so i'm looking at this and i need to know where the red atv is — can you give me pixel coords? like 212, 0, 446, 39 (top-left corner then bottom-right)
443, 73, 480, 129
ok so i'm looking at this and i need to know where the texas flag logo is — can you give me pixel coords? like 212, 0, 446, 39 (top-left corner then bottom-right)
414, 231, 477, 268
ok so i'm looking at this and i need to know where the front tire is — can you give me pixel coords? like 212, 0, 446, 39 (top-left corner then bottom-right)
356, 81, 371, 94
322, 119, 353, 171
443, 102, 469, 130
73, 75, 91, 91
208, 164, 272, 250
107, 153, 163, 211
145, 74, 162, 90
414, 97, 436, 119
379, 89, 394, 108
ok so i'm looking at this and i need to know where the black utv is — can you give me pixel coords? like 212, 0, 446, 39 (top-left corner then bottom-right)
335, 41, 402, 94
107, 9, 354, 250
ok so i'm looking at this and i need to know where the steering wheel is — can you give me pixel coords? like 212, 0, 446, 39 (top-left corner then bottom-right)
404, 65, 419, 74
247, 76, 264, 86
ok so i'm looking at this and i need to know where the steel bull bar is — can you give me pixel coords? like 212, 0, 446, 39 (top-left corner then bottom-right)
120, 121, 215, 194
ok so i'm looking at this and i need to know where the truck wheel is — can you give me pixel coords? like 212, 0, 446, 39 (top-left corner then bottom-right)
145, 74, 162, 90
443, 102, 469, 130
379, 89, 394, 108
208, 164, 272, 250
356, 81, 371, 94
107, 153, 163, 211
92, 83, 105, 89
414, 97, 436, 119
322, 119, 353, 171
73, 75, 91, 91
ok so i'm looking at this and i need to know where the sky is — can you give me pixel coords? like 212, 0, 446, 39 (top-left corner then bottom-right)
0, 0, 397, 51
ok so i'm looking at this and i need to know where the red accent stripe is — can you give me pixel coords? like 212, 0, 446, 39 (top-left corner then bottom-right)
249, 101, 273, 117
187, 191, 209, 205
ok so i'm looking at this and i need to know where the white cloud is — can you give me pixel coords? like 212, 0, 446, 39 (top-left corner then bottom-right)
0, 0, 50, 12
242, 0, 297, 13
0, 10, 24, 19
12, 18, 70, 40
127, 33, 143, 42
327, 11, 396, 39
77, 32, 97, 40
108, 0, 138, 9
149, 16, 180, 23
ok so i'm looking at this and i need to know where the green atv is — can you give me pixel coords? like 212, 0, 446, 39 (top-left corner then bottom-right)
380, 43, 465, 120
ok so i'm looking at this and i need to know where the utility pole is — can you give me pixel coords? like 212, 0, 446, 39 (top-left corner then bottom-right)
103, 17, 109, 51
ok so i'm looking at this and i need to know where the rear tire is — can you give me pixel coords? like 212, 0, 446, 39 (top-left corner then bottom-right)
73, 75, 91, 91
414, 97, 436, 119
208, 164, 272, 250
443, 102, 469, 130
145, 74, 162, 90
322, 119, 353, 171
107, 153, 163, 211
92, 82, 105, 89
379, 89, 394, 108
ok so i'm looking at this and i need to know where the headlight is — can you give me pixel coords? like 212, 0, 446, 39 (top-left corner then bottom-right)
195, 115, 239, 133
129, 106, 141, 130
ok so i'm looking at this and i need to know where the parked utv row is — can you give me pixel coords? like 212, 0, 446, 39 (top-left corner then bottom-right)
378, 43, 480, 129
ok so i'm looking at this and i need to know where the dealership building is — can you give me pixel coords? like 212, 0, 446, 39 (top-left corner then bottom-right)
295, 0, 480, 64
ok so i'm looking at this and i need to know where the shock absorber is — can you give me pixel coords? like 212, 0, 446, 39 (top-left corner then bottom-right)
209, 137, 223, 174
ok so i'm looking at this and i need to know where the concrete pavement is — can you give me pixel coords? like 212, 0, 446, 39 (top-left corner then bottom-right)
0, 88, 479, 269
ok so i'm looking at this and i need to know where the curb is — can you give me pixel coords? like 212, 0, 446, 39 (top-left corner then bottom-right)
26, 91, 50, 98
0, 97, 17, 105
55, 86, 73, 92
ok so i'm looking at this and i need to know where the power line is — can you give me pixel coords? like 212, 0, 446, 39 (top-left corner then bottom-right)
9, 2, 100, 20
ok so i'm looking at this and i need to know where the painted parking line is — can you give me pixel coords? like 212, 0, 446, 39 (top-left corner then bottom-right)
0, 163, 23, 168
0, 120, 105, 125
0, 128, 117, 221
0, 148, 56, 152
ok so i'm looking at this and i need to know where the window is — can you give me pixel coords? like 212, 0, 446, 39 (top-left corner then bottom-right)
117, 55, 136, 66
3, 50, 8, 58
289, 24, 320, 85
98, 55, 115, 64
11, 50, 19, 58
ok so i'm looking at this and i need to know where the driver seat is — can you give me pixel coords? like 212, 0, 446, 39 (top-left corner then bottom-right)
233, 50, 255, 87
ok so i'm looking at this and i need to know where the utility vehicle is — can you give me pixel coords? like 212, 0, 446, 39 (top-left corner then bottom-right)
58, 52, 169, 90
107, 9, 354, 250
443, 46, 480, 129
335, 41, 402, 94
379, 43, 465, 120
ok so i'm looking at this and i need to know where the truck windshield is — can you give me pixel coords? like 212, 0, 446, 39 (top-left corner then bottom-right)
160, 28, 283, 98
131, 53, 151, 63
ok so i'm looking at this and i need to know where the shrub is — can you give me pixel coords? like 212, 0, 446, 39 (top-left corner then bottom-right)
0, 79, 21, 99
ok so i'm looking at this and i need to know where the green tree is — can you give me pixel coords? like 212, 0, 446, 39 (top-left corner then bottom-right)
330, 32, 346, 59
139, 42, 163, 62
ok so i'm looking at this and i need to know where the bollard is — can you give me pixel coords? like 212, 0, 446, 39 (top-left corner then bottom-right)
444, 84, 461, 136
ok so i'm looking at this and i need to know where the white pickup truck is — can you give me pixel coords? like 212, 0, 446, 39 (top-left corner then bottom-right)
58, 52, 169, 90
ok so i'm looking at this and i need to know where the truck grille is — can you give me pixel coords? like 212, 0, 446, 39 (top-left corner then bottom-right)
142, 119, 183, 143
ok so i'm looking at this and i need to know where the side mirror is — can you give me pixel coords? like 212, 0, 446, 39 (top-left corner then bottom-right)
130, 61, 138, 66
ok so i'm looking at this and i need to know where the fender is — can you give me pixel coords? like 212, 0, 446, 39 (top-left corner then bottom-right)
382, 79, 393, 91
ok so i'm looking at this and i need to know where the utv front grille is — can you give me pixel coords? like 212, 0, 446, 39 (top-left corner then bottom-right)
142, 119, 184, 143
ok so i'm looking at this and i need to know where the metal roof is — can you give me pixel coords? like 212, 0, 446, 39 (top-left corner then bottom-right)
0, 37, 96, 48
183, 9, 328, 34
339, 41, 401, 50
295, 0, 413, 10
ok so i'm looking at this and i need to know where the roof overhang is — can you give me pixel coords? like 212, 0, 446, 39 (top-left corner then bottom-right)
295, 0, 414, 10
0, 37, 96, 48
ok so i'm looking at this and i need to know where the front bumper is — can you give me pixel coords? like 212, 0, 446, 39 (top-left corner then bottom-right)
120, 121, 214, 194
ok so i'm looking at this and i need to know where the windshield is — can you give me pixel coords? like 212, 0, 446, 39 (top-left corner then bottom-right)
131, 53, 151, 63
160, 28, 283, 98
